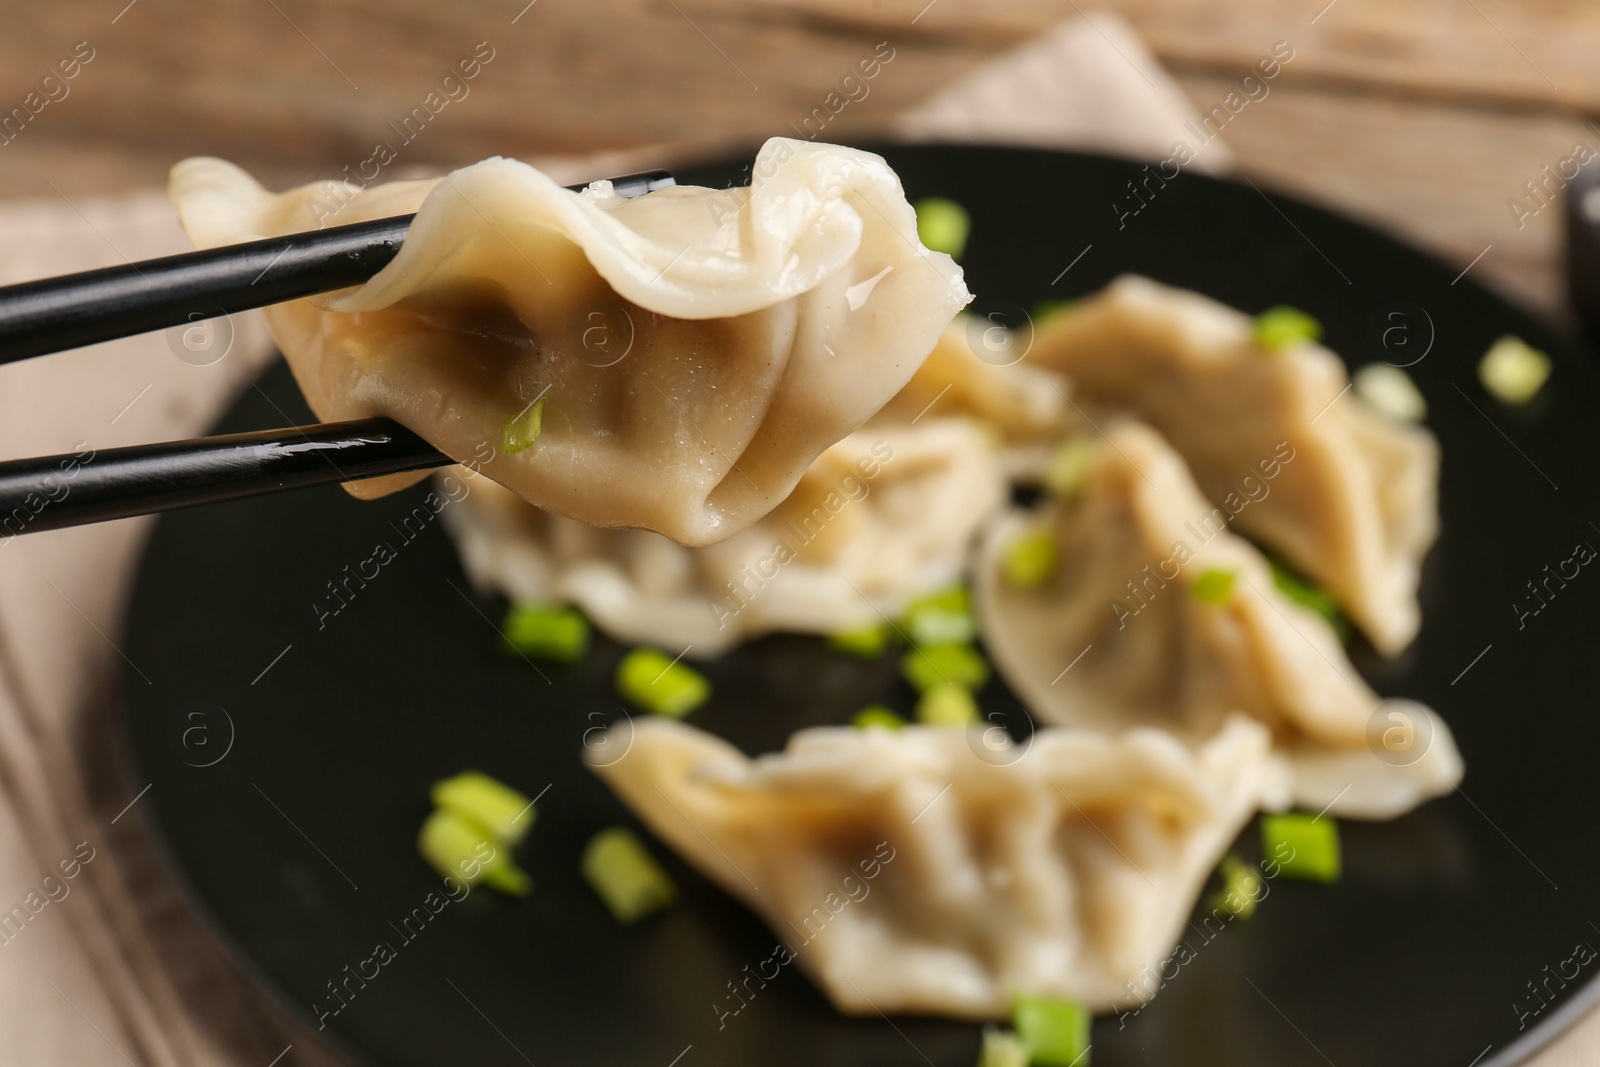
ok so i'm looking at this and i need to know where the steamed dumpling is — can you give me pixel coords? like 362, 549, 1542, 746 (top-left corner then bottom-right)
168, 138, 972, 546
1028, 276, 1438, 654
588, 715, 1285, 1018
870, 316, 1080, 477
975, 420, 1461, 819
443, 419, 1005, 656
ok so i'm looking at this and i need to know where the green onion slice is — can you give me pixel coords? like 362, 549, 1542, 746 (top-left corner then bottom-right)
902, 585, 977, 646
431, 771, 536, 846
1253, 306, 1322, 350
1353, 364, 1427, 422
581, 827, 677, 924
502, 397, 546, 455
1262, 812, 1342, 883
978, 1027, 1031, 1067
616, 647, 711, 718
1479, 335, 1551, 406
828, 623, 891, 659
416, 809, 532, 895
1013, 993, 1091, 1067
1003, 526, 1058, 589
1188, 567, 1237, 607
916, 684, 978, 728
1208, 853, 1263, 919
914, 197, 971, 261
502, 602, 590, 661
900, 643, 990, 693
852, 705, 907, 730
1269, 558, 1347, 638
1042, 437, 1096, 499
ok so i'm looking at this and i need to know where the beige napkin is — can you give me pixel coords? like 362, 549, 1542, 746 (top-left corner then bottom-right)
1, 11, 1580, 1066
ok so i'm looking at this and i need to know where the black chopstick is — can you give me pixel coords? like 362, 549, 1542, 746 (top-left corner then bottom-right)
0, 169, 675, 364
0, 418, 448, 536
0, 166, 681, 536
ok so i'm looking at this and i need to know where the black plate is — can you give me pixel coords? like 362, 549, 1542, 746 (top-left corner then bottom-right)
121, 144, 1600, 1067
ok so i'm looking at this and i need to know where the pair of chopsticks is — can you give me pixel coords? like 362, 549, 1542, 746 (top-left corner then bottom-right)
0, 169, 676, 535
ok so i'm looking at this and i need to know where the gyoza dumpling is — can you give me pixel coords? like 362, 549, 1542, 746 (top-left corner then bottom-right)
975, 420, 1461, 819
168, 138, 972, 546
1028, 276, 1438, 654
443, 419, 1005, 657
588, 715, 1286, 1018
871, 317, 1080, 477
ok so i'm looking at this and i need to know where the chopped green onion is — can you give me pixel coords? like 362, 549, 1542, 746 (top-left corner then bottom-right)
914, 197, 970, 261
828, 623, 891, 659
1003, 526, 1058, 589
978, 1027, 1031, 1067
1479, 335, 1551, 406
1042, 437, 1095, 499
417, 809, 532, 895
916, 684, 978, 728
1253, 306, 1322, 350
1269, 558, 1347, 638
852, 704, 907, 730
1353, 364, 1427, 422
1013, 993, 1091, 1067
502, 397, 545, 455
616, 648, 710, 718
1262, 812, 1341, 883
1188, 567, 1237, 607
901, 643, 990, 693
1208, 853, 1263, 919
502, 602, 590, 661
902, 585, 977, 645
581, 827, 677, 923
1031, 300, 1077, 327
431, 771, 536, 846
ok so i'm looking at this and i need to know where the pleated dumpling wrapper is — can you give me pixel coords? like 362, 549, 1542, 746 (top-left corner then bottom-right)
588, 715, 1286, 1019
443, 418, 1004, 657
168, 138, 972, 546
976, 420, 1462, 820
1028, 276, 1438, 655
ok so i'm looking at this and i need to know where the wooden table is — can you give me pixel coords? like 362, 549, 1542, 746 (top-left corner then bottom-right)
0, 0, 1590, 323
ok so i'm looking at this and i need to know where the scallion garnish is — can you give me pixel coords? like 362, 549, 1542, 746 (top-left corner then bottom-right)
502, 602, 590, 661
431, 771, 535, 847
852, 705, 907, 730
1188, 567, 1237, 607
1479, 335, 1551, 406
1042, 437, 1095, 499
916, 684, 978, 728
1353, 364, 1427, 422
1031, 300, 1077, 327
1013, 993, 1091, 1067
416, 809, 532, 895
978, 1027, 1030, 1067
901, 643, 990, 693
902, 585, 977, 646
828, 623, 891, 659
1208, 853, 1262, 919
1269, 558, 1347, 638
1002, 526, 1058, 589
581, 827, 678, 924
1262, 812, 1341, 883
502, 397, 546, 455
616, 648, 711, 718
914, 197, 970, 261
1253, 306, 1321, 350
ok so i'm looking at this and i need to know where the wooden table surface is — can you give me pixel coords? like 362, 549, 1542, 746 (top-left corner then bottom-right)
0, 4, 1595, 1065
0, 0, 1590, 322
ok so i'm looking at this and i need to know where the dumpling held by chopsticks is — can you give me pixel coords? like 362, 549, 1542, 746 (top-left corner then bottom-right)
168, 138, 971, 546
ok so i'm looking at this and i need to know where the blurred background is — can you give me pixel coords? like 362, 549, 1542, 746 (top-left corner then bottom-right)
0, 0, 1591, 320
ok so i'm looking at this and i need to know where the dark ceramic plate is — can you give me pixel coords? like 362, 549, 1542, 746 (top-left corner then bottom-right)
120, 144, 1600, 1067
